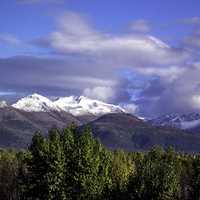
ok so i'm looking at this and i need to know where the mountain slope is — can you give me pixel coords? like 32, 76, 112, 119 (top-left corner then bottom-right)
0, 106, 80, 148
1, 108, 200, 152
85, 113, 200, 153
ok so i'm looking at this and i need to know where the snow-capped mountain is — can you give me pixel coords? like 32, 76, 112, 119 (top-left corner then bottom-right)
54, 96, 126, 116
0, 101, 7, 108
12, 93, 126, 116
150, 113, 200, 130
12, 93, 61, 112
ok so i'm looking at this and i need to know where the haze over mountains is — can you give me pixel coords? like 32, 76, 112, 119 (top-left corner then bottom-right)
1, 93, 200, 152
150, 113, 200, 134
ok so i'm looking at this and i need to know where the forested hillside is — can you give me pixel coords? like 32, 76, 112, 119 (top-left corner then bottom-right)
1, 124, 200, 200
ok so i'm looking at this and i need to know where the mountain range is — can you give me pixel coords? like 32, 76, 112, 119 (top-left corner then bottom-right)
12, 93, 126, 116
0, 93, 127, 148
1, 93, 200, 152
86, 113, 200, 152
150, 113, 200, 134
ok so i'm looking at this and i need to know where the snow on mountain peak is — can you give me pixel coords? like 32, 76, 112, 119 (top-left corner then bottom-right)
11, 94, 126, 116
28, 93, 47, 99
12, 93, 61, 112
54, 95, 126, 116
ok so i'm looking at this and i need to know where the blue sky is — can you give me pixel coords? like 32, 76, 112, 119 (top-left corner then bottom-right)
0, 0, 200, 117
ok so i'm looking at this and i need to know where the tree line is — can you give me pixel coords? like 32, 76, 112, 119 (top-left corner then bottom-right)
1, 124, 200, 200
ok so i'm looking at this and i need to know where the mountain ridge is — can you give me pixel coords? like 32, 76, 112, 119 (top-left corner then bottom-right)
12, 93, 126, 116
84, 113, 200, 153
150, 113, 200, 133
0, 106, 80, 148
2, 94, 200, 152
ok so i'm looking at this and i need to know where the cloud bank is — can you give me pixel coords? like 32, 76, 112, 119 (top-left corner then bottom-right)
1, 12, 200, 117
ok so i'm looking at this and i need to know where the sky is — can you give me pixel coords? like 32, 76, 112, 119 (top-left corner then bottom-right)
0, 0, 200, 117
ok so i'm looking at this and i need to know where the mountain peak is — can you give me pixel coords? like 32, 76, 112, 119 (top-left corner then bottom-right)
12, 93, 61, 112
29, 93, 44, 97
27, 93, 49, 100
53, 95, 126, 116
11, 93, 127, 116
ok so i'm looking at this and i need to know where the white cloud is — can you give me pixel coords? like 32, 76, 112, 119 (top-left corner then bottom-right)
3, 12, 200, 117
35, 12, 189, 69
31, 12, 198, 117
83, 86, 115, 102
121, 103, 138, 114
137, 65, 186, 81
191, 95, 200, 109
62, 76, 116, 87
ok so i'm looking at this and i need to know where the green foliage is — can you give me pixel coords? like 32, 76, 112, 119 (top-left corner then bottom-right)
107, 150, 134, 200
128, 146, 181, 200
71, 126, 112, 199
187, 155, 200, 200
1, 125, 200, 199
0, 149, 19, 200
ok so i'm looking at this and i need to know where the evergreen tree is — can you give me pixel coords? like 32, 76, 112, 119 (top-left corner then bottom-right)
73, 127, 103, 199
188, 155, 200, 200
0, 150, 19, 200
94, 140, 112, 200
25, 130, 66, 200
62, 124, 77, 200
128, 146, 181, 200
46, 129, 66, 200
110, 149, 134, 199
25, 133, 50, 199
3, 124, 200, 200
